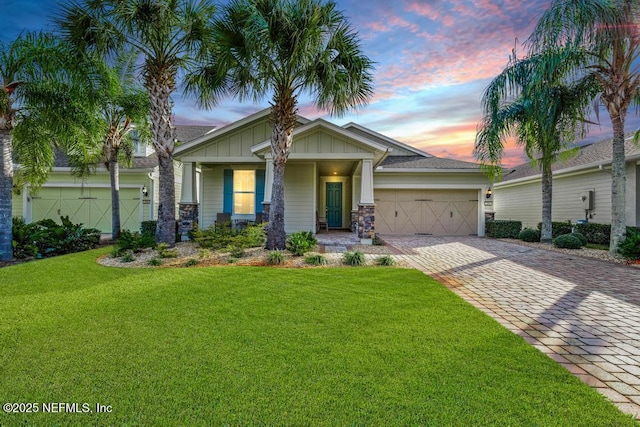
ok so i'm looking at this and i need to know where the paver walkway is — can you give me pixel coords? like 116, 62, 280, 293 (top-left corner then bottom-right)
382, 235, 640, 419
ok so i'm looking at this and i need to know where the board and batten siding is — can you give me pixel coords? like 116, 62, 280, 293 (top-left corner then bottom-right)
187, 119, 270, 159
494, 169, 614, 228
290, 130, 369, 155
200, 166, 225, 228
284, 163, 316, 233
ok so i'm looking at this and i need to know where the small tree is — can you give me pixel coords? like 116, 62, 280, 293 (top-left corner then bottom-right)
475, 48, 597, 242
1, 32, 97, 261
528, 0, 640, 254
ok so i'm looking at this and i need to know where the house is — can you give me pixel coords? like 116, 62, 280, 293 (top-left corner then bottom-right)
174, 109, 490, 243
11, 125, 214, 233
492, 134, 640, 228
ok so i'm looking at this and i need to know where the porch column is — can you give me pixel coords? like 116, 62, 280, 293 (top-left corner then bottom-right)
262, 158, 274, 222
179, 162, 198, 240
358, 159, 375, 244
360, 159, 375, 204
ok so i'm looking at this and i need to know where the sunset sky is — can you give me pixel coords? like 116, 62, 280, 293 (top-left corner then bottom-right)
3, 0, 638, 167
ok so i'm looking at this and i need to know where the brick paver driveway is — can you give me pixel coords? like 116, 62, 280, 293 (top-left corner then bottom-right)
382, 235, 640, 419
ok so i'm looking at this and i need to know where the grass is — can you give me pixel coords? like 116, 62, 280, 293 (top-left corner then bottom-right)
0, 249, 636, 426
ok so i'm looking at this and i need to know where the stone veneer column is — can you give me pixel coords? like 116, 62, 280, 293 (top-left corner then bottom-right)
351, 209, 358, 232
179, 203, 199, 240
261, 202, 271, 223
358, 204, 375, 244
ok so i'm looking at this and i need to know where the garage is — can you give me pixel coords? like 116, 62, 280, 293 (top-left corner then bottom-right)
30, 186, 143, 233
375, 189, 479, 235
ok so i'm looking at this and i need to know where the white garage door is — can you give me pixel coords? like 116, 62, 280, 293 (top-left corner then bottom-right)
375, 190, 478, 236
31, 187, 142, 233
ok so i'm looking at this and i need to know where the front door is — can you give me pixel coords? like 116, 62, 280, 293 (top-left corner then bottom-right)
326, 182, 342, 228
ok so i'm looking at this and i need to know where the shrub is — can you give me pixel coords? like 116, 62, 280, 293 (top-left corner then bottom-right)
518, 228, 541, 243
193, 222, 265, 251
115, 229, 155, 255
184, 258, 199, 267
267, 250, 286, 265
140, 220, 157, 240
618, 231, 640, 260
375, 255, 396, 266
574, 223, 610, 245
148, 257, 163, 266
553, 234, 582, 249
343, 250, 365, 266
11, 216, 101, 259
120, 251, 135, 262
198, 249, 211, 259
157, 243, 178, 258
485, 220, 522, 238
537, 221, 572, 238
228, 245, 245, 258
287, 231, 318, 256
305, 254, 327, 266
567, 232, 587, 247
372, 235, 384, 246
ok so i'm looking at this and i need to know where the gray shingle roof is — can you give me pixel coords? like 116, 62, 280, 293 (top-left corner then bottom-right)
378, 155, 482, 170
502, 134, 640, 182
52, 125, 214, 169
176, 125, 215, 143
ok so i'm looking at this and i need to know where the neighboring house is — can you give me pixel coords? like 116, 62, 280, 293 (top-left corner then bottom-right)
174, 109, 490, 243
11, 125, 214, 233
492, 134, 640, 228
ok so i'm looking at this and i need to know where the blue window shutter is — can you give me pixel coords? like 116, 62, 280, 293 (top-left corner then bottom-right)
223, 169, 233, 214
255, 169, 265, 213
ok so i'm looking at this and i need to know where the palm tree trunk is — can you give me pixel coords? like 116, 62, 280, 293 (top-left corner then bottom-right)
266, 88, 297, 250
156, 154, 176, 245
540, 161, 553, 243
609, 114, 627, 255
267, 160, 287, 250
108, 146, 121, 241
0, 129, 13, 261
147, 75, 176, 246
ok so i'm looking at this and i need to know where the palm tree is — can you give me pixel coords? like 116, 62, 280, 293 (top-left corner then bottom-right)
528, 0, 640, 253
188, 0, 374, 250
58, 0, 218, 246
1, 32, 94, 261
475, 49, 597, 242
64, 53, 150, 241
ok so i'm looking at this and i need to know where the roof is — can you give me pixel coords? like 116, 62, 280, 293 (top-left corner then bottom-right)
52, 124, 213, 170
342, 122, 433, 157
175, 125, 216, 143
377, 155, 483, 171
502, 134, 640, 182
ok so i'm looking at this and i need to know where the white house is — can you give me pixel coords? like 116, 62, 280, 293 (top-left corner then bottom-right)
174, 109, 490, 243
492, 134, 640, 228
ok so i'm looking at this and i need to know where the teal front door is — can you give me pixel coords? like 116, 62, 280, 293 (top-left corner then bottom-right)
326, 183, 342, 228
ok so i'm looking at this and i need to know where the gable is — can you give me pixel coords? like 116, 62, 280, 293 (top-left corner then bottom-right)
186, 117, 270, 159
289, 129, 373, 156
175, 109, 309, 161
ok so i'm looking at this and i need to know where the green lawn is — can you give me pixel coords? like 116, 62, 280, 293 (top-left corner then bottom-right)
0, 249, 636, 426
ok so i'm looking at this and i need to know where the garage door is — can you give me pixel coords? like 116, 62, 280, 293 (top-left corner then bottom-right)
375, 190, 478, 235
31, 187, 142, 233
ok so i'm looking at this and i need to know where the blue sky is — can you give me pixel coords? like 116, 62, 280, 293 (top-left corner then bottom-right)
3, 0, 637, 166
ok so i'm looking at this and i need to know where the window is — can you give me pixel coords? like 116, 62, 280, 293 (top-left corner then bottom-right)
131, 130, 147, 157
233, 170, 255, 214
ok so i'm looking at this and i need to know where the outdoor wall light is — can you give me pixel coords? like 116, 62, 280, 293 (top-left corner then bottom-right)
485, 188, 492, 199
142, 185, 149, 197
